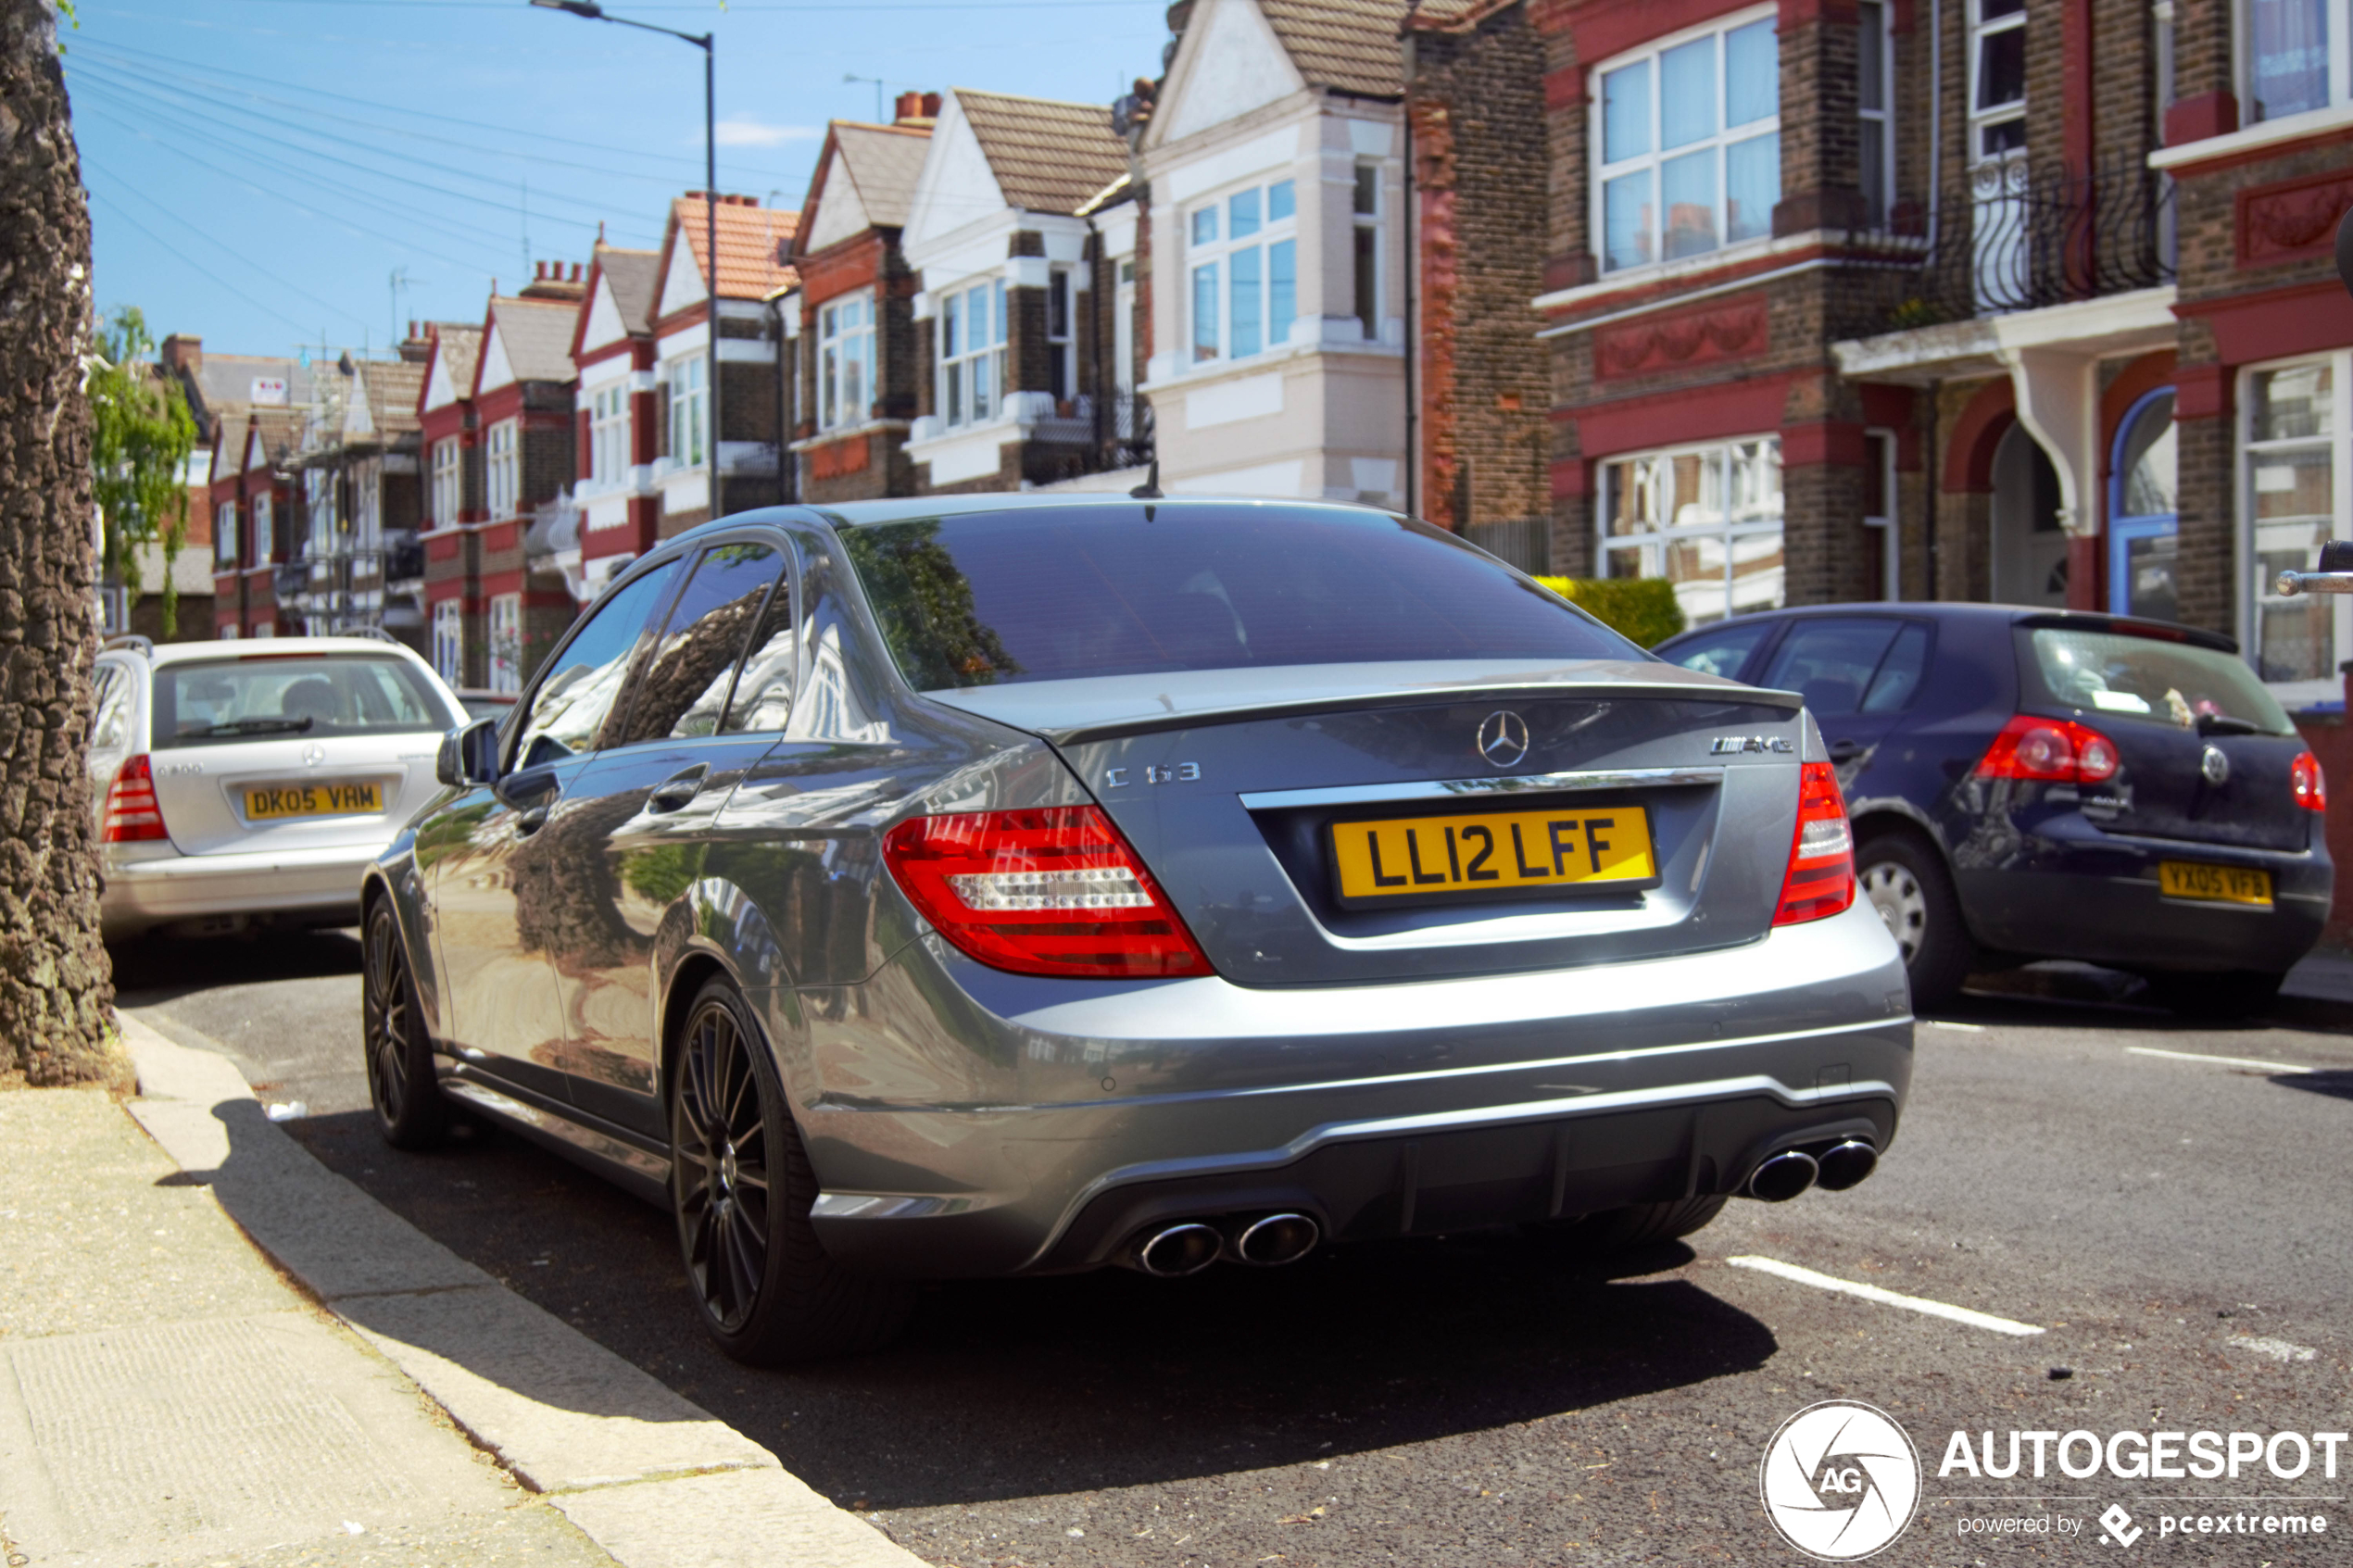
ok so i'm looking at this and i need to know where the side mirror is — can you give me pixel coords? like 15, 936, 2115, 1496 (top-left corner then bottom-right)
436, 719, 501, 787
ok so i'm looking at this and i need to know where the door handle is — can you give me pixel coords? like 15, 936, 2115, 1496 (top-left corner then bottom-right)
515, 804, 549, 836
646, 765, 708, 814
1826, 738, 1865, 763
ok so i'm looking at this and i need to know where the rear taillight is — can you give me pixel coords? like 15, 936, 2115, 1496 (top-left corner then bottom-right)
103, 754, 170, 843
2293, 750, 2327, 812
1773, 761, 1855, 927
881, 806, 1212, 978
1973, 714, 2120, 784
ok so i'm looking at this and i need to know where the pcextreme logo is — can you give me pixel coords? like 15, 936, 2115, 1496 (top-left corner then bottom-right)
1759, 1400, 1923, 1561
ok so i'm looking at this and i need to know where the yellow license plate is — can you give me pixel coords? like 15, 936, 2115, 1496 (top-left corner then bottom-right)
245, 782, 383, 821
1330, 805, 1655, 904
2158, 860, 2272, 906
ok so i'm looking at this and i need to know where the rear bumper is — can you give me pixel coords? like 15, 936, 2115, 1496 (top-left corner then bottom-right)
783, 897, 1912, 1278
100, 841, 384, 939
1957, 827, 2332, 973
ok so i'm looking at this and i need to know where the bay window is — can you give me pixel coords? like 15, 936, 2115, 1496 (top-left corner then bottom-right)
216, 501, 237, 568
588, 383, 630, 484
1352, 166, 1380, 341
1598, 437, 1785, 626
1047, 269, 1075, 403
2245, 0, 2346, 120
432, 435, 462, 527
668, 357, 708, 469
489, 592, 522, 694
1595, 10, 1780, 274
486, 418, 519, 519
938, 277, 1007, 428
819, 292, 875, 431
432, 599, 463, 684
253, 493, 273, 563
1189, 179, 1299, 364
1970, 0, 2027, 158
2244, 355, 2351, 700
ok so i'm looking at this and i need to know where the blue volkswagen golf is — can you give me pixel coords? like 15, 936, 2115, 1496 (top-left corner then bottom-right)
1655, 604, 2332, 1014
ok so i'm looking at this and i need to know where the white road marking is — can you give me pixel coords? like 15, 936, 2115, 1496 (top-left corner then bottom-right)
2227, 1334, 2318, 1363
1725, 1255, 2046, 1336
1924, 1020, 1985, 1032
2124, 1046, 2314, 1074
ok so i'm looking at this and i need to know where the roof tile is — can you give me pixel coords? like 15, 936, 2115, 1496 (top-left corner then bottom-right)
956, 90, 1130, 216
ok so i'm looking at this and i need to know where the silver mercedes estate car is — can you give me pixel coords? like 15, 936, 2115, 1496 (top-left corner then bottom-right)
362, 496, 1912, 1362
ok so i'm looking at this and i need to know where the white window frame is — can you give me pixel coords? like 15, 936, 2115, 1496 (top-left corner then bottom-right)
488, 592, 523, 695
1858, 0, 1895, 227
305, 468, 338, 548
1969, 0, 2029, 161
485, 419, 520, 520
589, 383, 631, 485
668, 356, 708, 468
1045, 268, 1076, 404
216, 501, 237, 568
1596, 435, 1786, 626
1591, 5, 1782, 278
2239, 351, 2352, 705
937, 276, 1008, 429
1186, 177, 1301, 367
1351, 164, 1382, 343
432, 598, 464, 684
1863, 427, 1900, 601
218, 623, 240, 640
2239, 0, 2350, 122
432, 436, 463, 528
352, 458, 381, 550
818, 291, 876, 433
253, 493, 274, 563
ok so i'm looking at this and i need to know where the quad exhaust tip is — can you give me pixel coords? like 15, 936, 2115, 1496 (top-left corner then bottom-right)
1233, 1211, 1319, 1267
1135, 1222, 1223, 1278
1746, 1149, 1819, 1202
1813, 1138, 1879, 1192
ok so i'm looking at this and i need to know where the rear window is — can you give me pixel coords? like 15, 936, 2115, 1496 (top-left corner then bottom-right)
153, 656, 457, 749
838, 505, 1641, 690
2021, 627, 2294, 736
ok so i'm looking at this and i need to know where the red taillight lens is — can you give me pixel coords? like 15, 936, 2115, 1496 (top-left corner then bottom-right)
2293, 750, 2327, 812
103, 754, 170, 843
1974, 714, 2120, 784
881, 806, 1212, 978
1773, 760, 1855, 927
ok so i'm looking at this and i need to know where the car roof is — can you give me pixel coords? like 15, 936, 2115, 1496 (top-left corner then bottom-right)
788, 494, 1402, 530
123, 637, 435, 667
1660, 602, 2235, 650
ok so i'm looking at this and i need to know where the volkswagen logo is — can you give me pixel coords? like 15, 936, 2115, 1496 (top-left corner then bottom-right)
301, 742, 327, 769
2201, 745, 2230, 785
1477, 710, 1529, 768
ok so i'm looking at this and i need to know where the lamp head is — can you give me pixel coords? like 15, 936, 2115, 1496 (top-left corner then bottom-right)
530, 0, 606, 17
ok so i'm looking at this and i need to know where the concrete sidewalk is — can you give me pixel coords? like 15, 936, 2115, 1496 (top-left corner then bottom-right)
0, 1018, 923, 1568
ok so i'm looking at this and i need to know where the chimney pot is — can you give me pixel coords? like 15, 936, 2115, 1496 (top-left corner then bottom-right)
923, 92, 941, 118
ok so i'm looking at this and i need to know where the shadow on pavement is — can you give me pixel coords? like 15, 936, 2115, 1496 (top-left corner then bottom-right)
285, 1108, 1776, 1510
111, 928, 363, 1007
2274, 1069, 2353, 1102
1931, 961, 2353, 1035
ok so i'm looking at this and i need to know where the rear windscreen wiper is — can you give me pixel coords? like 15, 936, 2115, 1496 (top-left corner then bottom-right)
185, 717, 316, 736
2194, 713, 2262, 736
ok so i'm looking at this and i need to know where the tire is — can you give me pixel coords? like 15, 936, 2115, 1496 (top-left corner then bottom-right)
1855, 830, 1972, 1010
669, 977, 914, 1364
2145, 969, 2285, 1021
363, 897, 447, 1150
1540, 1193, 1729, 1256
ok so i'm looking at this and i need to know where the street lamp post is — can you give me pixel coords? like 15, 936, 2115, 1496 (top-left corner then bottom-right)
529, 0, 723, 516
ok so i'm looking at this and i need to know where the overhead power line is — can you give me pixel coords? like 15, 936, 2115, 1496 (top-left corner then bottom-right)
87, 186, 321, 335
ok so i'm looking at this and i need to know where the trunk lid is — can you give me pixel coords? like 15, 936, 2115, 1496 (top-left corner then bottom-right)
931, 666, 1806, 986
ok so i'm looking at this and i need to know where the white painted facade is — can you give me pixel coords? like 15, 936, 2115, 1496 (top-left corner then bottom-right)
1138, 0, 1408, 506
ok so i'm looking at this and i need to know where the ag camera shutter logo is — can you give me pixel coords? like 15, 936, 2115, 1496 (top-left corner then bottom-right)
1759, 1400, 1922, 1560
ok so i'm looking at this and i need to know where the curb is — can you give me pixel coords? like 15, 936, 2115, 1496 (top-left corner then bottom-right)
117, 1011, 924, 1568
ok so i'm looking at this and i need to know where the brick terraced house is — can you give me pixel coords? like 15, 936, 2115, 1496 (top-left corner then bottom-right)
283, 345, 428, 647
173, 340, 313, 641
1405, 0, 2353, 712
470, 267, 587, 692
571, 242, 664, 600
418, 322, 485, 686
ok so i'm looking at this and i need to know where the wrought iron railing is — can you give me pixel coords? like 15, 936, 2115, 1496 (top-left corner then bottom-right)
384, 535, 425, 583
1099, 390, 1154, 473
1862, 155, 2172, 332
272, 562, 307, 601
1019, 392, 1157, 486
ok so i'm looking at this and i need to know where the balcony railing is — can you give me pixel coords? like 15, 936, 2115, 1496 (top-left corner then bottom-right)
1861, 156, 2172, 333
272, 562, 307, 601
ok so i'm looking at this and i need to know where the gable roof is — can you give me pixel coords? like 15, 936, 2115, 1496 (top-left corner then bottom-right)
1256, 0, 1412, 96
358, 358, 425, 436
212, 408, 251, 483
829, 121, 931, 231
953, 90, 1129, 216
481, 295, 580, 386
595, 244, 661, 334
421, 324, 483, 414
661, 195, 800, 310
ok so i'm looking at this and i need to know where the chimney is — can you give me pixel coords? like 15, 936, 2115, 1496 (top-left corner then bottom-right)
398, 320, 433, 364
160, 333, 203, 376
520, 260, 588, 302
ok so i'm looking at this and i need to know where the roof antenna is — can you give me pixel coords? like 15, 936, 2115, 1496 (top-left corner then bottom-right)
1128, 457, 1162, 500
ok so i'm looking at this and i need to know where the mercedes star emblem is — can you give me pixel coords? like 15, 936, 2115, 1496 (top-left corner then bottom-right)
1478, 709, 1529, 769
302, 742, 327, 768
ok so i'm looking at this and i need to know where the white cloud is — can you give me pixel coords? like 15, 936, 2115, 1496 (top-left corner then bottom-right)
714, 117, 823, 148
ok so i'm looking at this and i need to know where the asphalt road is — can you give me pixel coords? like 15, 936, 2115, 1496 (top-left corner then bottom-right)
116, 937, 2353, 1566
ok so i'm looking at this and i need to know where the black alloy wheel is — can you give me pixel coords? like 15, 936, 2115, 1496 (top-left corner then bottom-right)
363, 898, 447, 1149
668, 976, 913, 1363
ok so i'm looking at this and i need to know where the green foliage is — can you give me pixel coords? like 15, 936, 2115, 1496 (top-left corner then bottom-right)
622, 844, 699, 907
839, 521, 1020, 689
1887, 297, 1944, 332
1533, 576, 1687, 649
89, 307, 198, 635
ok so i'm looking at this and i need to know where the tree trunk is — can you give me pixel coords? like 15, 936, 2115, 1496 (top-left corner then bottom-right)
1, 0, 114, 1084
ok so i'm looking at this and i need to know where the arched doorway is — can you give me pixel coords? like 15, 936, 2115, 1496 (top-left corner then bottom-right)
2108, 389, 2177, 622
1991, 422, 2066, 606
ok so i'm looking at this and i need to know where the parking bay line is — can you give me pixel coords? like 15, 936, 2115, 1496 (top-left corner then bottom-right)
2123, 1046, 2314, 1074
1725, 1256, 2045, 1336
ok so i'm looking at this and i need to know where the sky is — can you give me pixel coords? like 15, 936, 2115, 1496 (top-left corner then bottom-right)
61, 0, 1168, 363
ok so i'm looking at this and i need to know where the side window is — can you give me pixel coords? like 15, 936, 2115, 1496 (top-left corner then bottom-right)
1860, 622, 1931, 713
610, 542, 786, 747
510, 561, 683, 769
1760, 618, 1903, 717
90, 666, 131, 750
1666, 619, 1774, 680
723, 561, 799, 734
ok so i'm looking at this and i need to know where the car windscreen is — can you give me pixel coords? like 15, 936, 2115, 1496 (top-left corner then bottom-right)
153, 656, 458, 749
837, 505, 1642, 689
2020, 627, 2295, 736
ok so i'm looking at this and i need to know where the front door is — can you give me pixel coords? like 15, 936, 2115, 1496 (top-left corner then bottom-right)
1992, 424, 2068, 607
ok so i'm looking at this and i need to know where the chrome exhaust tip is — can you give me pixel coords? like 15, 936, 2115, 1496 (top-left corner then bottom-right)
1134, 1222, 1223, 1278
1813, 1139, 1879, 1192
1232, 1211, 1319, 1267
1746, 1149, 1819, 1203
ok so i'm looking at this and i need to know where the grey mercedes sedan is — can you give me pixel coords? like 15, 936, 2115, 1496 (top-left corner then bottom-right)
361, 495, 1912, 1363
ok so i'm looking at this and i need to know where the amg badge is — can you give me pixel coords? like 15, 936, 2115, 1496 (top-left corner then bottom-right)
1710, 735, 1793, 755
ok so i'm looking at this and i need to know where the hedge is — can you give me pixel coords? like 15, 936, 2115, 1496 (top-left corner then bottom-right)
1531, 576, 1687, 649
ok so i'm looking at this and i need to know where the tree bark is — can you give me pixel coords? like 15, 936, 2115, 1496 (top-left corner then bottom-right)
1, 0, 114, 1084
